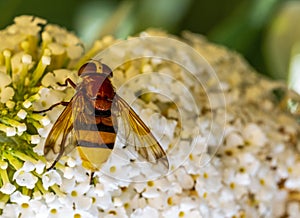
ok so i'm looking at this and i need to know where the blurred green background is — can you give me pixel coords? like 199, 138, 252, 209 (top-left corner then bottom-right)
0, 0, 300, 85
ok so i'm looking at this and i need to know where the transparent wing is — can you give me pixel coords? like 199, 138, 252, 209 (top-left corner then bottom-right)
44, 97, 77, 166
112, 94, 169, 172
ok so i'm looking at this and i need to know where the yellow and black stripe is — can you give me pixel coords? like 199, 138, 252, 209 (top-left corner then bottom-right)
75, 109, 116, 171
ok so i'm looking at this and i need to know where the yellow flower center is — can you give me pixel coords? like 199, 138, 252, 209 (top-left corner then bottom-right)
21, 203, 29, 209
50, 208, 57, 214
71, 190, 77, 197
147, 180, 154, 187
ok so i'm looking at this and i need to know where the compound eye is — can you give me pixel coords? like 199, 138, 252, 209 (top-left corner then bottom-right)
78, 62, 97, 76
102, 63, 113, 77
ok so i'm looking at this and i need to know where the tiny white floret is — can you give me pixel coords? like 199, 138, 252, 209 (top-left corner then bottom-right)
17, 123, 27, 133
6, 127, 16, 136
13, 170, 38, 189
17, 109, 27, 119
31, 135, 41, 144
22, 54, 32, 64
42, 170, 62, 190
22, 100, 32, 108
0, 182, 16, 194
40, 116, 50, 126
42, 56, 51, 65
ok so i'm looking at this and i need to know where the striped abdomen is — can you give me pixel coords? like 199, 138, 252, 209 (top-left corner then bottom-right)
75, 108, 116, 171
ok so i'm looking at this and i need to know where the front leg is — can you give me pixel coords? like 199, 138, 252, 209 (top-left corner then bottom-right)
34, 77, 76, 113
57, 78, 77, 89
33, 101, 69, 113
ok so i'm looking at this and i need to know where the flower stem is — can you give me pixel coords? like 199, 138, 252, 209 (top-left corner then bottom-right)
22, 186, 29, 196
0, 124, 8, 134
0, 169, 10, 184
50, 184, 65, 197
0, 193, 10, 205
35, 180, 47, 195
11, 151, 38, 165
31, 51, 51, 86
0, 117, 21, 128
2, 152, 23, 170
16, 54, 32, 98
3, 50, 12, 77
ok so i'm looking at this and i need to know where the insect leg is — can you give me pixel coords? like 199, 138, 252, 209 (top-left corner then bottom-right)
33, 101, 69, 113
57, 78, 77, 89
90, 172, 95, 185
46, 146, 65, 171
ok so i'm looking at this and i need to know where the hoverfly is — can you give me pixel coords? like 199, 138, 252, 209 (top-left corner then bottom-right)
36, 60, 169, 176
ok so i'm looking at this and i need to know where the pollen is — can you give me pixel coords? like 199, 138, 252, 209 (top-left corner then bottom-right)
50, 208, 57, 214
244, 141, 250, 146
240, 211, 246, 218
71, 190, 78, 197
178, 211, 185, 217
225, 150, 233, 156
124, 202, 130, 209
170, 165, 175, 171
110, 166, 116, 173
121, 187, 128, 192
108, 210, 117, 215
74, 213, 81, 218
203, 172, 208, 179
230, 182, 235, 189
239, 167, 246, 173
41, 101, 47, 107
259, 179, 265, 186
21, 203, 29, 209
147, 180, 154, 187
191, 174, 199, 180
167, 197, 173, 205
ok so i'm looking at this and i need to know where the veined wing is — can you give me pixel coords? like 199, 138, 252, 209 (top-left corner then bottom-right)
113, 94, 169, 171
44, 97, 77, 168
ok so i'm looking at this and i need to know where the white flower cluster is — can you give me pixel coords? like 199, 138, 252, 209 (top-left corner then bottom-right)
1, 16, 300, 218
0, 15, 84, 138
0, 15, 84, 214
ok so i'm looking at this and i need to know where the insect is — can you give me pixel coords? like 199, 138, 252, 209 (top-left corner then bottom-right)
36, 60, 169, 175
